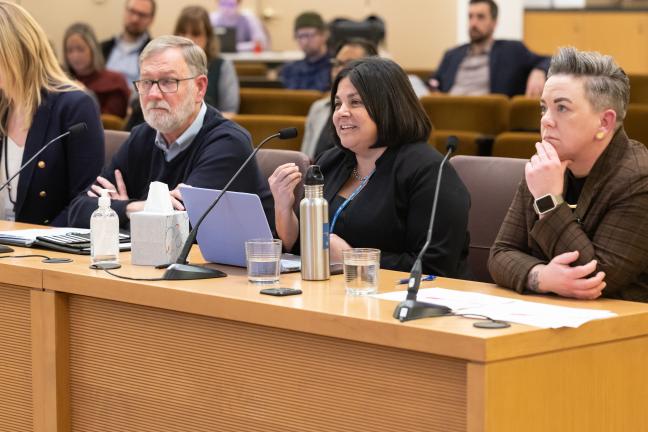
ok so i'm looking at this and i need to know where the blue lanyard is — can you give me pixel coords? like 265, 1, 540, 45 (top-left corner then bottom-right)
330, 169, 375, 234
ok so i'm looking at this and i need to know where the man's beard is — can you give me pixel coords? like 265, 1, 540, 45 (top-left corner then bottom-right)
142, 91, 196, 135
125, 24, 145, 39
469, 28, 491, 44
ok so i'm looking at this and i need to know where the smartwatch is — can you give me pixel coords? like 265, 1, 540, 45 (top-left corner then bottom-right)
533, 194, 564, 215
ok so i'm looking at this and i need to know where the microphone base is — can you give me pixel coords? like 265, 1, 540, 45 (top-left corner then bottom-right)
393, 299, 452, 322
163, 263, 227, 280
0, 244, 14, 253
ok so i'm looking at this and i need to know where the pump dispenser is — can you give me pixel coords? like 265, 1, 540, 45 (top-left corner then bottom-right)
300, 165, 330, 280
90, 189, 120, 269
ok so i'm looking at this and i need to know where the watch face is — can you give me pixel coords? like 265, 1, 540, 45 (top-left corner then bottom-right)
535, 195, 555, 213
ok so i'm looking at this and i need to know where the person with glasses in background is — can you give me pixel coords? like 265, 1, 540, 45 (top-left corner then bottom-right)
279, 12, 332, 91
68, 36, 273, 229
101, 0, 156, 89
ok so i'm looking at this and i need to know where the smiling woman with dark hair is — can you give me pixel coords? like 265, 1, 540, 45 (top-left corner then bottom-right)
269, 57, 471, 277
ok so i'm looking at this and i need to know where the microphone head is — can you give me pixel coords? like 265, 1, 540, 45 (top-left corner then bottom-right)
446, 135, 458, 153
68, 122, 88, 136
278, 127, 298, 140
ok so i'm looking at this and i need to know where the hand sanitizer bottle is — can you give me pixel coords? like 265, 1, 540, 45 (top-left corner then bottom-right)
90, 189, 120, 268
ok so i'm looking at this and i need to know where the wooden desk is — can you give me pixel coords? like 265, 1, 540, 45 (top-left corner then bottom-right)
1, 221, 648, 432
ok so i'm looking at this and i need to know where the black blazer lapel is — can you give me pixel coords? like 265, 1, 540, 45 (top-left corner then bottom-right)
14, 92, 55, 216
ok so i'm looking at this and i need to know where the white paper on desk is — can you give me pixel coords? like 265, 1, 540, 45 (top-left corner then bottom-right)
373, 287, 617, 328
0, 227, 88, 246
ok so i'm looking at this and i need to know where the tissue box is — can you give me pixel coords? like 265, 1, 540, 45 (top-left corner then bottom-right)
130, 211, 190, 266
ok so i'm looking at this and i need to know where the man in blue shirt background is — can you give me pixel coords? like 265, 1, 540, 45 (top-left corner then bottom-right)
279, 11, 332, 92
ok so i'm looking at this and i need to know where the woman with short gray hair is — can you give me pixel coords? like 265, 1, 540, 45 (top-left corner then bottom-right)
489, 46, 648, 303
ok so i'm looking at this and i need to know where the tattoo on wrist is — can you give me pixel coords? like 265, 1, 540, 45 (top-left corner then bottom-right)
528, 269, 541, 292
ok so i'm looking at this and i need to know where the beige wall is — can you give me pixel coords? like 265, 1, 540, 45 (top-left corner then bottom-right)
18, 0, 456, 70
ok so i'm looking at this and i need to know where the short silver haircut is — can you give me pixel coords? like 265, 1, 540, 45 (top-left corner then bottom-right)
548, 46, 629, 126
139, 35, 207, 76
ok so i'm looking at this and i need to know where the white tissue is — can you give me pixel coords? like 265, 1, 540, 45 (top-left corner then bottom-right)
130, 181, 189, 266
143, 181, 174, 213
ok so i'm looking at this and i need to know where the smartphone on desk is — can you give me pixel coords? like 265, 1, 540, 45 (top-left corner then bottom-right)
260, 287, 303, 296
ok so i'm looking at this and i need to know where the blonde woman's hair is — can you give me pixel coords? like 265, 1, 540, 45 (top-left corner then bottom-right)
0, 1, 81, 135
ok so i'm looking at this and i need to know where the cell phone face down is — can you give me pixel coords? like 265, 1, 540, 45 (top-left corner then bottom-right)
259, 288, 303, 296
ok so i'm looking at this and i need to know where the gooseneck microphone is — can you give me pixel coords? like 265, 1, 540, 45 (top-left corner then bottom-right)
163, 127, 299, 280
0, 122, 87, 193
393, 136, 458, 322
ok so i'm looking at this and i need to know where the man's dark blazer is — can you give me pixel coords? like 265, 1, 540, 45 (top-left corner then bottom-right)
2, 91, 104, 226
434, 40, 550, 97
100, 33, 151, 64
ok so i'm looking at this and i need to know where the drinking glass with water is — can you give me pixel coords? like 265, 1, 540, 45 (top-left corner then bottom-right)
245, 239, 282, 283
343, 248, 380, 296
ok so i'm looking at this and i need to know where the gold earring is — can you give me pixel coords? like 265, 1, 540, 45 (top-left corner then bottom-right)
595, 131, 605, 140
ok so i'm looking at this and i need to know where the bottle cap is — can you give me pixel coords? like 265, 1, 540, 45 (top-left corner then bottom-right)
98, 189, 113, 208
304, 165, 324, 186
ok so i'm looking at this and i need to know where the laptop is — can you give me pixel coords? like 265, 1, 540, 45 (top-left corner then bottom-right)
181, 186, 300, 272
214, 26, 237, 53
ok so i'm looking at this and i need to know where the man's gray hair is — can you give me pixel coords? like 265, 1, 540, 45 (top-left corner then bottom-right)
140, 35, 207, 76
548, 46, 629, 125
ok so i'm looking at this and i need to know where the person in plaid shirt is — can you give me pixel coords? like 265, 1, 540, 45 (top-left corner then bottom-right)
489, 47, 648, 302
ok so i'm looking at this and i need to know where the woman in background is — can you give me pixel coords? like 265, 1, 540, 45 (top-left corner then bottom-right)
64, 22, 130, 118
0, 2, 104, 225
269, 58, 470, 277
175, 5, 239, 116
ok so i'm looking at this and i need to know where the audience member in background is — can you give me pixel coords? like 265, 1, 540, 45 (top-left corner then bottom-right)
0, 2, 103, 226
68, 36, 271, 229
175, 5, 239, 116
210, 0, 269, 52
64, 23, 131, 118
301, 38, 378, 160
279, 12, 331, 92
270, 58, 470, 276
429, 0, 548, 97
489, 47, 648, 302
102, 0, 155, 88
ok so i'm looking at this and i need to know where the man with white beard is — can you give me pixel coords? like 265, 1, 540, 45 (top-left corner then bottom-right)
68, 36, 272, 229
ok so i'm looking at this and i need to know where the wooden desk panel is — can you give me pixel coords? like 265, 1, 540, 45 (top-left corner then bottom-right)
2, 221, 648, 431
67, 294, 466, 432
0, 284, 32, 432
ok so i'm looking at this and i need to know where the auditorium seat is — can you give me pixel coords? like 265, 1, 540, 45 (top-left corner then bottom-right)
429, 130, 488, 156
420, 94, 509, 135
234, 62, 268, 77
628, 74, 648, 104
104, 130, 129, 167
492, 132, 540, 159
449, 156, 526, 282
239, 88, 323, 116
101, 113, 126, 131
509, 96, 541, 132
624, 104, 648, 146
233, 114, 305, 151
256, 148, 311, 212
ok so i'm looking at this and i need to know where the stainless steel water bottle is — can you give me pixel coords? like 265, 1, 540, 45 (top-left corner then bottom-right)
300, 165, 330, 280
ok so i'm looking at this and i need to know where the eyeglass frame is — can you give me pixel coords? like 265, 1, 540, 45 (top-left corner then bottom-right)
126, 7, 153, 20
132, 76, 198, 94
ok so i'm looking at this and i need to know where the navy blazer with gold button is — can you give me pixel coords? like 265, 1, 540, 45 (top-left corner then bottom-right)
1, 90, 104, 226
